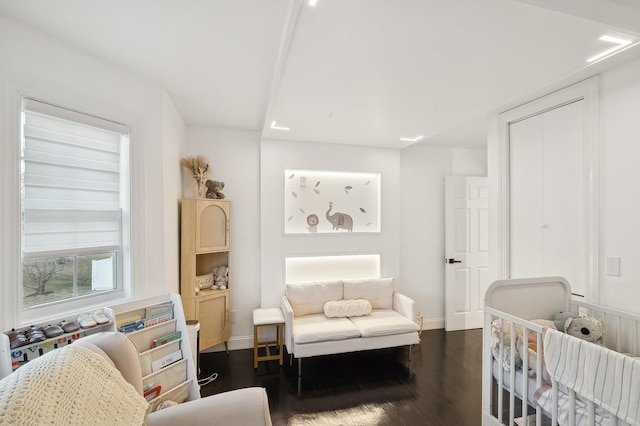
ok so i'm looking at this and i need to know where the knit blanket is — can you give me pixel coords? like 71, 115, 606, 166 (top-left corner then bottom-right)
0, 344, 149, 425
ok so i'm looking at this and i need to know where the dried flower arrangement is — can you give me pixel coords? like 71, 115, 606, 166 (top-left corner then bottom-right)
181, 155, 209, 197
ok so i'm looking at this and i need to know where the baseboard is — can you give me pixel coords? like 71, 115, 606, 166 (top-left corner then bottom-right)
422, 317, 444, 330
200, 335, 254, 353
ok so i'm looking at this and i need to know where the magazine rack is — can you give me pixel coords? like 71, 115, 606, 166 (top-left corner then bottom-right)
1, 293, 199, 410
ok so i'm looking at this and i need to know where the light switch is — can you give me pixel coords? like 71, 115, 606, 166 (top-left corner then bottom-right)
607, 257, 621, 276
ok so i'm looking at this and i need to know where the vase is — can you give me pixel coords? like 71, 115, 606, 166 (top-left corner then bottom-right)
193, 181, 206, 198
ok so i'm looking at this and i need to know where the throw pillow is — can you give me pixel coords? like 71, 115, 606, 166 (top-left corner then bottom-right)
324, 299, 372, 318
343, 278, 395, 309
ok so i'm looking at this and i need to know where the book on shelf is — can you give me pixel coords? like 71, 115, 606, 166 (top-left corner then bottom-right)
151, 349, 183, 372
151, 331, 181, 349
116, 315, 142, 328
143, 311, 174, 328
118, 311, 174, 333
146, 302, 174, 318
118, 319, 144, 333
143, 385, 161, 401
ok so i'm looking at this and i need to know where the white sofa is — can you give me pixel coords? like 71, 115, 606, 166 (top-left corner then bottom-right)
281, 278, 420, 378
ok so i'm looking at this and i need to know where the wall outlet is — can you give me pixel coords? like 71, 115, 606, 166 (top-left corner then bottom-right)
607, 257, 621, 276
230, 310, 237, 324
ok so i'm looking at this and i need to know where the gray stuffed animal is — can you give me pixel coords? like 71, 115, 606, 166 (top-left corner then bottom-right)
554, 312, 577, 331
554, 312, 603, 344
205, 180, 225, 199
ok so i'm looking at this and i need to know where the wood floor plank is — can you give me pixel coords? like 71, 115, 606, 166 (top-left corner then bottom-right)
199, 328, 482, 425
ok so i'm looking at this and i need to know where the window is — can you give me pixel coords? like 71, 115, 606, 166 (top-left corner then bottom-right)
20, 98, 130, 310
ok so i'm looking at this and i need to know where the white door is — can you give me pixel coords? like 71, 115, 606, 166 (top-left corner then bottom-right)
509, 100, 585, 296
444, 176, 489, 331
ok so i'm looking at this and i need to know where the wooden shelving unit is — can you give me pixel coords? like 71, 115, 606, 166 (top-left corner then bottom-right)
180, 198, 231, 351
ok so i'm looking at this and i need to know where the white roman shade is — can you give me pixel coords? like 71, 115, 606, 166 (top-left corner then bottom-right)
22, 98, 129, 256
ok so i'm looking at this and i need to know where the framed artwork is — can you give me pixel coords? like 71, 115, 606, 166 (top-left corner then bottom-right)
284, 169, 381, 234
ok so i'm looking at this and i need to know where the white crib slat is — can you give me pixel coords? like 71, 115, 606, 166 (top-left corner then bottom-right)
587, 400, 595, 425
632, 321, 638, 355
498, 317, 504, 424
552, 379, 559, 425
536, 331, 543, 426
510, 324, 516, 425
522, 325, 529, 424
484, 312, 495, 423
568, 390, 576, 425
615, 315, 622, 352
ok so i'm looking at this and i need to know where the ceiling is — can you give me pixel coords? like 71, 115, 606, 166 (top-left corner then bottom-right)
1, 0, 640, 149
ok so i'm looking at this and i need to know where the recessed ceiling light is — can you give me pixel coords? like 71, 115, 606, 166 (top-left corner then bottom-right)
309, 0, 318, 6
587, 34, 633, 63
271, 121, 290, 131
399, 135, 424, 143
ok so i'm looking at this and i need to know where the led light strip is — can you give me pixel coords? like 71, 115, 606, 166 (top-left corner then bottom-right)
587, 35, 633, 63
270, 121, 290, 131
399, 135, 424, 143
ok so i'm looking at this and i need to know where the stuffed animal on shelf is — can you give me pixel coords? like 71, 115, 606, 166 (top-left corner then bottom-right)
212, 265, 229, 290
554, 312, 603, 344
205, 180, 225, 199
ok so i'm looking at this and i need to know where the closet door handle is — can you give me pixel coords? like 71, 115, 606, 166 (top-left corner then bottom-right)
446, 258, 462, 264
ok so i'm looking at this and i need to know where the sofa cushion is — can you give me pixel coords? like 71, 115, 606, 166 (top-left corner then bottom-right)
343, 278, 395, 309
349, 310, 420, 337
293, 314, 362, 343
324, 299, 372, 318
286, 280, 343, 316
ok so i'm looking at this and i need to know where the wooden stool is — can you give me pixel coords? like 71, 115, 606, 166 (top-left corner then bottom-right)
252, 308, 285, 369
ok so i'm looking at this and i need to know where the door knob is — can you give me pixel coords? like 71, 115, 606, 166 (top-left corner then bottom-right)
446, 258, 462, 264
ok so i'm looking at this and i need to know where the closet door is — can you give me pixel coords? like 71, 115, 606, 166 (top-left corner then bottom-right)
509, 100, 585, 296
510, 114, 544, 278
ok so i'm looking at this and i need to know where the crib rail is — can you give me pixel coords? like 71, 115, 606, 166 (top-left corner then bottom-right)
484, 298, 640, 426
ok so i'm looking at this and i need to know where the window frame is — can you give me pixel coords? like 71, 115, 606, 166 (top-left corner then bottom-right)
1, 81, 138, 328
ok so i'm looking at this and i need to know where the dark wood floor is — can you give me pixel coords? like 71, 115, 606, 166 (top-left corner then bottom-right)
199, 328, 482, 425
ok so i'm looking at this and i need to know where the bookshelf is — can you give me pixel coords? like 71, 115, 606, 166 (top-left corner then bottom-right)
111, 293, 200, 410
180, 199, 231, 351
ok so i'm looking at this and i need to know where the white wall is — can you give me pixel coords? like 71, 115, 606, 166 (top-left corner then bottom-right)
162, 92, 187, 294
260, 139, 401, 308
452, 147, 488, 176
0, 16, 180, 328
187, 127, 262, 349
599, 58, 640, 314
400, 145, 487, 328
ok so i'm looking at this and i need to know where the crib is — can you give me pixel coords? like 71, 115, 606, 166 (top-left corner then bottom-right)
482, 277, 640, 426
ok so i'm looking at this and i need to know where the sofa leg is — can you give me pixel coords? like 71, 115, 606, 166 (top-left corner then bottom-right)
297, 358, 302, 395
408, 344, 413, 376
